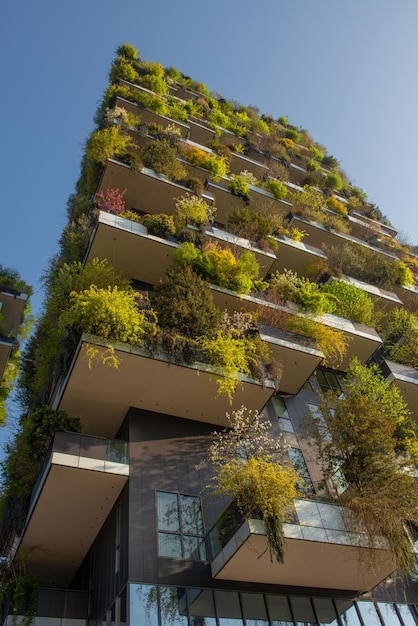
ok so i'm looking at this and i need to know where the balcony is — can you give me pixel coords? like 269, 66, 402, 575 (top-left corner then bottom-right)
209, 499, 395, 592
52, 334, 275, 437
380, 359, 418, 421
206, 180, 291, 227
204, 226, 277, 278
98, 160, 215, 217
269, 234, 327, 278
288, 214, 400, 262
17, 431, 129, 587
115, 96, 190, 138
327, 275, 402, 311
210, 285, 382, 371
0, 289, 28, 337
0, 336, 13, 381
229, 152, 269, 179
85, 211, 177, 285
187, 118, 217, 145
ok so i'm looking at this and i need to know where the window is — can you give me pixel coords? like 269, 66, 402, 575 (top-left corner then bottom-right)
288, 448, 314, 495
315, 368, 341, 393
157, 491, 206, 560
272, 397, 295, 433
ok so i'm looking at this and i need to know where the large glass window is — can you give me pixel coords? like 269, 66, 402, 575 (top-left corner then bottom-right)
157, 491, 206, 560
288, 448, 315, 495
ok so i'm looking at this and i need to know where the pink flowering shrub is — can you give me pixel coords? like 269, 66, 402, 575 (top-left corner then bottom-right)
96, 188, 126, 215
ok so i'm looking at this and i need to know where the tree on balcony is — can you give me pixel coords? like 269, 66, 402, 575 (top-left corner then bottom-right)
308, 358, 418, 577
203, 406, 298, 563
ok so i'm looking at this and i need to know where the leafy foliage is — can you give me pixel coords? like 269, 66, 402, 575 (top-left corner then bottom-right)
173, 242, 265, 295
141, 139, 186, 180
320, 280, 374, 325
307, 359, 418, 577
86, 126, 136, 164
204, 407, 298, 562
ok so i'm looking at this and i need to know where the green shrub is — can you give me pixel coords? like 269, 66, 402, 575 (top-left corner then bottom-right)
228, 174, 250, 204
151, 265, 220, 338
141, 213, 176, 237
320, 280, 374, 325
109, 56, 139, 84
227, 206, 274, 242
306, 159, 320, 172
174, 194, 216, 233
266, 179, 288, 201
309, 145, 323, 161
116, 43, 139, 60
139, 73, 168, 95
60, 285, 156, 346
141, 139, 186, 180
323, 172, 344, 191
285, 128, 302, 144
86, 126, 136, 165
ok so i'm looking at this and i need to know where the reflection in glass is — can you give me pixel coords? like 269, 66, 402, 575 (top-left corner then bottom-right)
158, 532, 182, 558
265, 595, 293, 626
334, 601, 361, 625
180, 495, 204, 535
215, 591, 244, 626
130, 584, 158, 626
313, 598, 339, 625
395, 604, 418, 626
290, 596, 316, 626
356, 602, 381, 626
183, 535, 206, 560
188, 588, 217, 626
157, 492, 180, 532
160, 586, 188, 626
241, 592, 269, 626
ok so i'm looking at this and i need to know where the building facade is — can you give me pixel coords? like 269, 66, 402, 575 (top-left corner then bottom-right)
3, 44, 418, 626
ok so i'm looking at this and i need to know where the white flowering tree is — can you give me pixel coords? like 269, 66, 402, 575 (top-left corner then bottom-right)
205, 406, 298, 563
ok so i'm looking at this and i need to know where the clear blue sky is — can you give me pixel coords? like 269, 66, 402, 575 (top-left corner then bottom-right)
1, 0, 418, 429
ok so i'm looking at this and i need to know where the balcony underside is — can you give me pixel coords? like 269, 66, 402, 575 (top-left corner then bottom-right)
0, 338, 13, 381
0, 290, 27, 336
86, 212, 177, 285
212, 518, 395, 593
270, 235, 326, 278
53, 335, 274, 437
99, 160, 214, 219
211, 286, 382, 372
21, 456, 127, 587
382, 359, 418, 421
288, 215, 398, 262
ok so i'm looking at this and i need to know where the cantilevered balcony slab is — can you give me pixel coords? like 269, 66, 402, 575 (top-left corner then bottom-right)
229, 153, 269, 179
288, 215, 399, 263
270, 235, 327, 278
0, 337, 13, 381
114, 96, 190, 138
85, 211, 177, 284
206, 181, 291, 227
257, 323, 324, 394
187, 118, 217, 145
98, 160, 214, 218
380, 359, 418, 421
0, 289, 28, 337
52, 334, 275, 437
210, 499, 395, 593
204, 226, 277, 278
210, 286, 382, 371
327, 276, 402, 311
19, 432, 128, 587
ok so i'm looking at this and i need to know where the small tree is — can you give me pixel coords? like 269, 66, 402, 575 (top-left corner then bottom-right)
307, 358, 418, 577
204, 407, 298, 562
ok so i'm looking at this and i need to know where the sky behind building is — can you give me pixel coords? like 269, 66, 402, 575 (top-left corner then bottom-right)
1, 0, 418, 428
